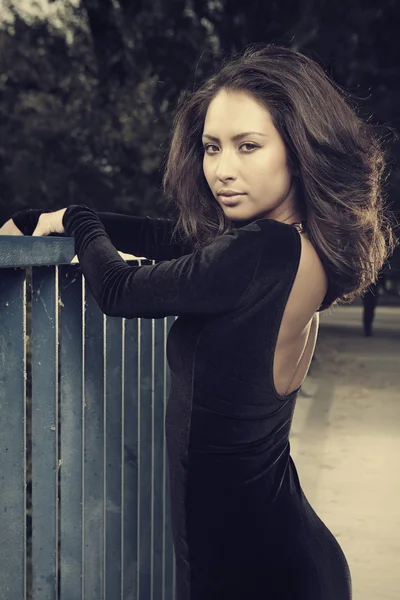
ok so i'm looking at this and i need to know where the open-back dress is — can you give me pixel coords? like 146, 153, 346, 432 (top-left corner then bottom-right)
13, 205, 352, 600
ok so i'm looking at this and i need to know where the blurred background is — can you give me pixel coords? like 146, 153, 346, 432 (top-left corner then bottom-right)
0, 1, 399, 598
1, 0, 400, 285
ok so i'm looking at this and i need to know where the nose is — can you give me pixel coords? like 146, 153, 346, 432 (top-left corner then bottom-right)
214, 149, 237, 182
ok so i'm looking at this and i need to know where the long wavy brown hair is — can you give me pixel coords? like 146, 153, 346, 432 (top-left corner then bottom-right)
162, 43, 398, 310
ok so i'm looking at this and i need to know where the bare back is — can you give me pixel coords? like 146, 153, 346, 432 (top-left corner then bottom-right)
273, 232, 328, 397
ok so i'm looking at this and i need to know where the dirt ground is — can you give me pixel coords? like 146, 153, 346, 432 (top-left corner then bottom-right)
290, 305, 400, 600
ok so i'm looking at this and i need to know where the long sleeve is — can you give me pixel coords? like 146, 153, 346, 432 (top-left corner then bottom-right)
12, 208, 49, 236
85, 212, 193, 259
61, 204, 276, 320
12, 207, 192, 260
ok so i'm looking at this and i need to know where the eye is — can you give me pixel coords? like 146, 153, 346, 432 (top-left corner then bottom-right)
202, 142, 259, 154
240, 143, 258, 152
203, 144, 219, 154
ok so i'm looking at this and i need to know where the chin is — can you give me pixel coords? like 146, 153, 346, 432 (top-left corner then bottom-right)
228, 216, 259, 228
227, 209, 265, 222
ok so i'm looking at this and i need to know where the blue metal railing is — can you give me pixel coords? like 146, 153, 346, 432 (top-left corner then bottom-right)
0, 237, 176, 600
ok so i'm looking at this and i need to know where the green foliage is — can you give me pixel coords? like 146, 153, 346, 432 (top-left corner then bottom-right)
0, 0, 399, 226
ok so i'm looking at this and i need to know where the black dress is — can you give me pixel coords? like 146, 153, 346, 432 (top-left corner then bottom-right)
13, 206, 352, 600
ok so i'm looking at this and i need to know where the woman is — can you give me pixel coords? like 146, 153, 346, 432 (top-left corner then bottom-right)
1, 44, 396, 599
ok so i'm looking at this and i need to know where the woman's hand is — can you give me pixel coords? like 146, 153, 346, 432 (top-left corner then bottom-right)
32, 208, 67, 236
0, 218, 24, 236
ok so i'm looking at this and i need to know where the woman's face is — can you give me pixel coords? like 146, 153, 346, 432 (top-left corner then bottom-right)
202, 89, 299, 223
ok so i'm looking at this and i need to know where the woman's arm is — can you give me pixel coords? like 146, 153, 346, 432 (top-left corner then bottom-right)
11, 208, 192, 260
61, 204, 272, 320
93, 212, 192, 260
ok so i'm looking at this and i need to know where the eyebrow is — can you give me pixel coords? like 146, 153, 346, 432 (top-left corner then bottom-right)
201, 131, 267, 142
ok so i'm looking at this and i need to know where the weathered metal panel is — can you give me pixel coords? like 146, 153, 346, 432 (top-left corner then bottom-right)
122, 315, 140, 600
0, 236, 75, 268
59, 265, 84, 600
137, 316, 154, 600
104, 314, 124, 599
164, 316, 177, 600
31, 266, 59, 600
0, 268, 27, 600
153, 317, 170, 600
0, 245, 177, 600
82, 282, 106, 599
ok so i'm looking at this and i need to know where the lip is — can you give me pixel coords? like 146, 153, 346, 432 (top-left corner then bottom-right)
219, 194, 244, 205
218, 191, 245, 196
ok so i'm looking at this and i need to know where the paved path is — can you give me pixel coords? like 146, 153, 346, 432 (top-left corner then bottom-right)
290, 305, 400, 599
